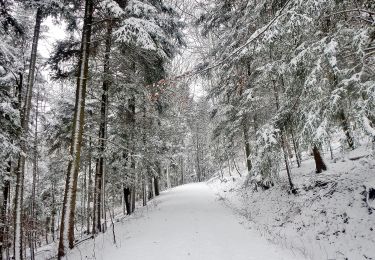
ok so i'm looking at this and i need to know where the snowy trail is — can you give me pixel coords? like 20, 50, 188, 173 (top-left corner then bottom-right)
63, 183, 303, 260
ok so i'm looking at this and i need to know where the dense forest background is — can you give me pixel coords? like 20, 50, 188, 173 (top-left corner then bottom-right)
0, 0, 374, 259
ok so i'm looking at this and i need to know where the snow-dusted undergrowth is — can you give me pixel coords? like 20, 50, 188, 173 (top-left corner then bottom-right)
208, 145, 375, 260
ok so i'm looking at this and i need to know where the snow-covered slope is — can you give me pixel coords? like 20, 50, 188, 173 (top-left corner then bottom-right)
36, 183, 304, 260
208, 147, 375, 260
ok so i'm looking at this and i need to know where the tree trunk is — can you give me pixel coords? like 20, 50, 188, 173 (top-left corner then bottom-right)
180, 156, 184, 185
291, 129, 301, 167
232, 157, 242, 177
166, 164, 171, 189
142, 181, 147, 206
339, 110, 354, 150
93, 19, 112, 235
102, 167, 107, 233
13, 8, 43, 260
123, 188, 131, 215
154, 176, 160, 196
58, 0, 94, 257
281, 131, 295, 193
51, 183, 56, 242
0, 163, 10, 259
29, 88, 40, 260
328, 139, 334, 160
148, 177, 154, 200
243, 121, 252, 174
273, 80, 294, 192
87, 138, 92, 233
313, 145, 327, 173
226, 151, 232, 177
93, 160, 102, 233
130, 187, 136, 213
121, 184, 126, 215
45, 217, 50, 245
81, 165, 87, 236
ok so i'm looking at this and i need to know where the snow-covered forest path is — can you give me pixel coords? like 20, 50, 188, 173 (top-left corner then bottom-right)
62, 183, 303, 260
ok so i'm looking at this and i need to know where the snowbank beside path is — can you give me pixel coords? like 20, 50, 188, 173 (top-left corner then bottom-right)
208, 147, 375, 260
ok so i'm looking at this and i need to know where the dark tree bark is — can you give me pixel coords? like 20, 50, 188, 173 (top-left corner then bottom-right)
123, 188, 131, 215
243, 122, 252, 174
338, 110, 354, 150
86, 138, 93, 233
51, 182, 56, 242
313, 145, 327, 173
130, 187, 136, 213
148, 176, 154, 200
0, 163, 11, 258
93, 19, 112, 235
154, 176, 160, 196
142, 181, 147, 206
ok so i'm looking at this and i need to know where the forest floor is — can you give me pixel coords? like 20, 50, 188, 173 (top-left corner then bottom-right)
208, 144, 375, 260
35, 183, 303, 260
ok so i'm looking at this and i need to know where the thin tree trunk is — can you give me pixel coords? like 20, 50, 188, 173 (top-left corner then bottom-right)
0, 163, 10, 259
238, 70, 252, 175
291, 129, 301, 167
130, 187, 136, 213
102, 165, 107, 233
142, 180, 147, 206
148, 177, 154, 200
232, 157, 242, 177
121, 184, 126, 215
281, 132, 295, 192
87, 138, 92, 233
29, 88, 40, 260
45, 217, 49, 245
123, 187, 131, 215
93, 160, 102, 233
92, 163, 99, 233
166, 164, 171, 189
180, 156, 184, 185
219, 162, 225, 180
243, 122, 252, 174
82, 165, 87, 236
58, 0, 94, 257
125, 94, 136, 211
14, 8, 43, 260
93, 20, 112, 234
154, 176, 160, 196
195, 133, 202, 182
339, 110, 354, 150
51, 182, 56, 242
226, 151, 232, 177
108, 207, 116, 244
273, 80, 294, 192
328, 139, 334, 160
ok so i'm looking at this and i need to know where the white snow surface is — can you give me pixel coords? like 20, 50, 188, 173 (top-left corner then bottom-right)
208, 145, 375, 260
38, 183, 303, 260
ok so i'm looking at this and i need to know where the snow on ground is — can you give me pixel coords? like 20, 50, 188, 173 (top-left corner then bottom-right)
208, 145, 375, 260
36, 183, 304, 260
